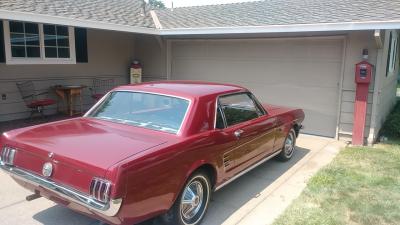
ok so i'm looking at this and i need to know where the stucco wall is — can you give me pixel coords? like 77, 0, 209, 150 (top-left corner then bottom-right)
337, 31, 378, 141
0, 29, 135, 121
134, 34, 167, 82
368, 30, 399, 142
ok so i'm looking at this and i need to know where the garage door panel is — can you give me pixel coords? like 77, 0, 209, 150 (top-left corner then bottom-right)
173, 42, 207, 57
247, 85, 339, 112
302, 109, 338, 137
171, 38, 343, 137
174, 39, 342, 60
173, 59, 341, 88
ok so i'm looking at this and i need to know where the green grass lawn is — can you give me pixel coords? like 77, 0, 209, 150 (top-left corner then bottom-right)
273, 142, 400, 225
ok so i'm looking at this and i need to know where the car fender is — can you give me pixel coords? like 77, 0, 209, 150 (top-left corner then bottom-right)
171, 159, 218, 205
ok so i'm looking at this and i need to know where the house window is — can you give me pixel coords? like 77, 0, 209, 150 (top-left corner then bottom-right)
9, 21, 40, 58
386, 31, 398, 76
3, 20, 76, 64
43, 24, 70, 58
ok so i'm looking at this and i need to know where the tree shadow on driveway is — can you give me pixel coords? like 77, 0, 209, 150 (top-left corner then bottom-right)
33, 147, 311, 225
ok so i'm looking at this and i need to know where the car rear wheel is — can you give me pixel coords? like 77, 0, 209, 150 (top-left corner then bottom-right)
278, 128, 296, 161
162, 172, 211, 225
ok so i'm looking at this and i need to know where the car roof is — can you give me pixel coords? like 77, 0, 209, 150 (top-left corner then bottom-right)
114, 80, 246, 99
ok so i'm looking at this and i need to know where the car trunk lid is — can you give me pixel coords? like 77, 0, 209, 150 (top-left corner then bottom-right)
7, 118, 168, 192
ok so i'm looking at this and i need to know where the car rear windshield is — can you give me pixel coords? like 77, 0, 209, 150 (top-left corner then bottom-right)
87, 91, 190, 134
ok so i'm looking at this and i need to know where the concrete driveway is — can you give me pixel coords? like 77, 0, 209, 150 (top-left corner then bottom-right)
0, 134, 344, 225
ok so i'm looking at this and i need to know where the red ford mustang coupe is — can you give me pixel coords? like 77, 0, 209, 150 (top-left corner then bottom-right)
0, 81, 304, 225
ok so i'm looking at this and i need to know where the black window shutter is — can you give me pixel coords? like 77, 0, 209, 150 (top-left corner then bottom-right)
74, 27, 88, 63
0, 20, 5, 63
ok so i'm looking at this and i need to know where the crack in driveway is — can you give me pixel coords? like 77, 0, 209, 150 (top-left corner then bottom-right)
0, 200, 26, 210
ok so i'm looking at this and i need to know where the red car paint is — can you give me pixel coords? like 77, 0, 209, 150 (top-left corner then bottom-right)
0, 81, 304, 225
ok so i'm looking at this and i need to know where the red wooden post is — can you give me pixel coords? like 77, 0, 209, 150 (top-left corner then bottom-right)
352, 59, 373, 145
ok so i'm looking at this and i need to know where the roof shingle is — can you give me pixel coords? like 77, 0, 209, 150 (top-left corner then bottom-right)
1, 0, 400, 33
155, 0, 400, 29
0, 0, 155, 28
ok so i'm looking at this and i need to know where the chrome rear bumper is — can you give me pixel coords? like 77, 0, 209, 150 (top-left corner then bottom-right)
0, 162, 122, 217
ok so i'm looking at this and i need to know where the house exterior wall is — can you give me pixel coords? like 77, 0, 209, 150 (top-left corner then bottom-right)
368, 30, 399, 143
135, 31, 384, 140
337, 31, 378, 141
0, 29, 135, 121
134, 35, 167, 82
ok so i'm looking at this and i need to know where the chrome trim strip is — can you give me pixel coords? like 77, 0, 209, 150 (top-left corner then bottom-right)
0, 163, 122, 217
104, 182, 111, 202
4, 148, 9, 163
8, 149, 16, 165
214, 150, 281, 191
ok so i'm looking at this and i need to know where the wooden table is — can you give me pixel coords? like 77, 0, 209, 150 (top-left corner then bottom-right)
54, 85, 87, 116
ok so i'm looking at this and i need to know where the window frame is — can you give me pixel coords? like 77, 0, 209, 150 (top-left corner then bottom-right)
386, 31, 398, 76
2, 20, 76, 65
214, 91, 267, 129
215, 103, 228, 129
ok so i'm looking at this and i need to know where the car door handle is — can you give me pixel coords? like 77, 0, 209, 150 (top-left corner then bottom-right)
234, 129, 244, 138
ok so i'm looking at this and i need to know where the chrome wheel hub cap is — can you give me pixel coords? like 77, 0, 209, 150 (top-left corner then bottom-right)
284, 133, 295, 157
181, 180, 204, 221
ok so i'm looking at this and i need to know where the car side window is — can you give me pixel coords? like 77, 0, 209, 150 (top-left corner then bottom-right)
219, 93, 261, 127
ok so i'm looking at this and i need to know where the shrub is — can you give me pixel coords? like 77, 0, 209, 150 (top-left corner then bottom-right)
380, 101, 400, 138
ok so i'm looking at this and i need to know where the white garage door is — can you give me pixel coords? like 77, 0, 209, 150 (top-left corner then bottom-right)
170, 37, 343, 137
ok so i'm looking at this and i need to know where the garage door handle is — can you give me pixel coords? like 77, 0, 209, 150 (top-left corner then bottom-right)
234, 129, 244, 138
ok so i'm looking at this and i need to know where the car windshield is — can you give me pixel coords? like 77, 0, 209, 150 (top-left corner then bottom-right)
87, 91, 190, 134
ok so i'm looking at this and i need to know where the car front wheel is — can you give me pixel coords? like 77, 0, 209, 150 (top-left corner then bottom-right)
162, 172, 211, 225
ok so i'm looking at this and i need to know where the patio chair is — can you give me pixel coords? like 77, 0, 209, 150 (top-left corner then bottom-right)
16, 81, 56, 119
89, 78, 115, 102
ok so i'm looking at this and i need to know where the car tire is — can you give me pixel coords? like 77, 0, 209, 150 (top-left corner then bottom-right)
278, 128, 296, 161
161, 171, 211, 225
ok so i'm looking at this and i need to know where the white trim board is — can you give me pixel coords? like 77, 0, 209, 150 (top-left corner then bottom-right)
150, 10, 163, 30
2, 9, 400, 36
159, 21, 400, 35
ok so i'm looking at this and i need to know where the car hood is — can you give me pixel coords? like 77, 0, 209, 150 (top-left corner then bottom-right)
6, 118, 168, 170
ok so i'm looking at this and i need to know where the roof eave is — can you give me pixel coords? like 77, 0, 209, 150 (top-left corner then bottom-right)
0, 9, 160, 35
159, 20, 400, 36
1, 9, 400, 36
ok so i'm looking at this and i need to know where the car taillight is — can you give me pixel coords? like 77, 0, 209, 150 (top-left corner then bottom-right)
0, 146, 16, 165
90, 178, 111, 203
